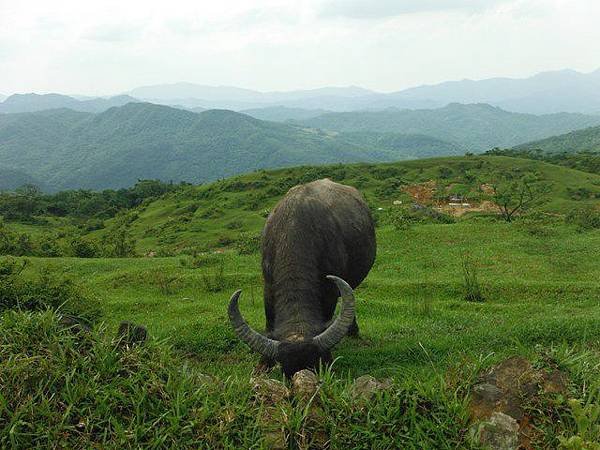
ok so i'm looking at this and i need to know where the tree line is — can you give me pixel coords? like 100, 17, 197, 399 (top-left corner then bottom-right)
0, 180, 184, 222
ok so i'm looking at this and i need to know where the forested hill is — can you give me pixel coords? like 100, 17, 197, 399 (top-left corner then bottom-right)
513, 125, 600, 154
0, 93, 139, 113
0, 103, 461, 191
0, 168, 44, 191
295, 103, 600, 151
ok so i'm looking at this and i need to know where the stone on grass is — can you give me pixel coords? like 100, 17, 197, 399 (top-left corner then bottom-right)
470, 356, 535, 422
292, 369, 319, 399
469, 356, 569, 449
474, 412, 519, 450
251, 377, 290, 404
351, 375, 392, 400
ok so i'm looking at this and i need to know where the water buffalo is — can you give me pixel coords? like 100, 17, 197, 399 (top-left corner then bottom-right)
228, 178, 376, 377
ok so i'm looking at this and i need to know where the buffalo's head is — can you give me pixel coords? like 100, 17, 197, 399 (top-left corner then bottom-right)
228, 275, 355, 378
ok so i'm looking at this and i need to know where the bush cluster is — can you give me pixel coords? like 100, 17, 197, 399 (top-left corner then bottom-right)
566, 207, 600, 231
0, 257, 100, 320
235, 232, 262, 255
0, 221, 136, 258
0, 179, 178, 222
388, 205, 455, 230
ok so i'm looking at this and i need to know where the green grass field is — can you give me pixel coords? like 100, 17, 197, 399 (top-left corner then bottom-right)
2, 155, 600, 448
19, 218, 600, 377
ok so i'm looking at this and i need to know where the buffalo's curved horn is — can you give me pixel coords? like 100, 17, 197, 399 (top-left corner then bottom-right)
313, 275, 356, 351
228, 290, 279, 360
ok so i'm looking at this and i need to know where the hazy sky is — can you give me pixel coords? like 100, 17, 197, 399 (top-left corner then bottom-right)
1, 0, 598, 95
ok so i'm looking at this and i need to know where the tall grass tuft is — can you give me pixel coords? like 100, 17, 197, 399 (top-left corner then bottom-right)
461, 254, 484, 302
151, 269, 181, 295
200, 256, 226, 292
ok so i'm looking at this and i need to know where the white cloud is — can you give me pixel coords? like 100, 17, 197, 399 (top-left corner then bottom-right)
0, 0, 598, 95
318, 0, 513, 19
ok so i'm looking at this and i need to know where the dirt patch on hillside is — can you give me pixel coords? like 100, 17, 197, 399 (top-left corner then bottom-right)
402, 180, 437, 204
438, 200, 498, 217
480, 183, 495, 195
400, 181, 500, 217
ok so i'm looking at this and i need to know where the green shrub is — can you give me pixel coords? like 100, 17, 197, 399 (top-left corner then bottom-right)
70, 237, 100, 258
0, 222, 34, 256
199, 207, 224, 219
566, 187, 598, 201
438, 166, 454, 179
370, 166, 407, 180
37, 235, 64, 257
558, 390, 600, 449
235, 232, 262, 255
388, 206, 455, 230
82, 218, 105, 231
190, 252, 224, 268
374, 178, 405, 198
215, 234, 234, 247
101, 226, 136, 257
0, 257, 100, 320
389, 208, 414, 230
566, 207, 600, 231
225, 220, 244, 230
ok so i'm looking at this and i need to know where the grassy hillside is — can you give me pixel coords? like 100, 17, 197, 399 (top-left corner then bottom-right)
297, 103, 600, 151
95, 155, 600, 255
514, 124, 600, 153
1, 155, 600, 447
0, 103, 461, 191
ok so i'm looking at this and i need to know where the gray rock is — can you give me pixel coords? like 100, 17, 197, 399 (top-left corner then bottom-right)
292, 369, 319, 400
474, 412, 519, 450
251, 377, 290, 404
351, 375, 393, 400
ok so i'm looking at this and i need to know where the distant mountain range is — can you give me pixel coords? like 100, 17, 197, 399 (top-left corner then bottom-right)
126, 84, 373, 111
122, 68, 600, 114
2, 68, 600, 191
0, 93, 139, 114
295, 103, 600, 151
0, 103, 463, 191
3, 68, 600, 116
514, 125, 600, 154
381, 69, 600, 114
